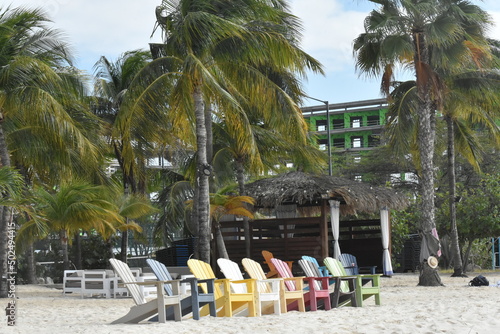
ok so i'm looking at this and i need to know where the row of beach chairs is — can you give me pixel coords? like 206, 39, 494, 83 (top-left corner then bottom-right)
104, 251, 381, 324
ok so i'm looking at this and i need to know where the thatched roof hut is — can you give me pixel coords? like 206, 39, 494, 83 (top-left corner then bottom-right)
245, 171, 409, 215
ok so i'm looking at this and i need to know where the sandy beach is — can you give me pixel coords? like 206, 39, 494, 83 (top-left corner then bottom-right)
2, 272, 500, 334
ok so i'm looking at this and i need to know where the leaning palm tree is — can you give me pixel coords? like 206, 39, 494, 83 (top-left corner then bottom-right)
150, 0, 323, 262
0, 6, 104, 296
353, 0, 493, 285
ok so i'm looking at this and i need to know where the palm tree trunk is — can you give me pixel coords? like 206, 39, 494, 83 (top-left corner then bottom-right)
213, 221, 229, 259
194, 84, 211, 263
25, 244, 37, 284
73, 232, 82, 270
446, 116, 464, 277
462, 239, 474, 274
413, 31, 442, 286
60, 230, 70, 270
235, 159, 251, 258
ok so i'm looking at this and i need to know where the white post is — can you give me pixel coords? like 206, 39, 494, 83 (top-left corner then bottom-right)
329, 200, 341, 259
380, 206, 393, 276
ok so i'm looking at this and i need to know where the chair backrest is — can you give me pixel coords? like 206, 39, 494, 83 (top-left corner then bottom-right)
271, 258, 296, 291
217, 258, 247, 294
262, 250, 276, 273
187, 259, 223, 299
109, 258, 146, 305
242, 258, 272, 293
146, 258, 174, 296
298, 259, 322, 291
301, 256, 328, 277
339, 253, 359, 275
323, 257, 350, 292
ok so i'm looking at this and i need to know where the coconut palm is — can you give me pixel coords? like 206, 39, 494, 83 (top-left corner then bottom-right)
353, 0, 493, 285
0, 6, 105, 296
17, 181, 144, 270
149, 0, 322, 262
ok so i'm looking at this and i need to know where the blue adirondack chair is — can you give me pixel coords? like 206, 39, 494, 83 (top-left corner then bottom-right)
339, 253, 377, 275
146, 259, 216, 320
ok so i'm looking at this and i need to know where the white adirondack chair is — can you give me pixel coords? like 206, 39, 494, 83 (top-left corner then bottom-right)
109, 259, 182, 324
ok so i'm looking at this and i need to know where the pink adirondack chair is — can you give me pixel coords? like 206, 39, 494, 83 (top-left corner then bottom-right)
271, 257, 331, 311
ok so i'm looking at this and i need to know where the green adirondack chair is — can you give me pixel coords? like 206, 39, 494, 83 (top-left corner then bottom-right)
323, 257, 381, 307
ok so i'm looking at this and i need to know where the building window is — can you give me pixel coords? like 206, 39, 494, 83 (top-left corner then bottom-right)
352, 137, 362, 148
354, 175, 362, 182
333, 138, 345, 148
368, 135, 380, 148
351, 116, 362, 128
333, 119, 344, 129
367, 115, 380, 126
354, 156, 361, 163
317, 138, 327, 151
316, 120, 327, 131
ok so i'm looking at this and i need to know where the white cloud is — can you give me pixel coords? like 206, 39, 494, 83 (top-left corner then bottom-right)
8, 0, 162, 67
487, 11, 500, 39
290, 0, 368, 72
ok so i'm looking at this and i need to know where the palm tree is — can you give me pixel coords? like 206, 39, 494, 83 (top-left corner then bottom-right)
0, 6, 104, 296
353, 0, 493, 285
93, 50, 155, 195
17, 181, 144, 270
150, 0, 323, 262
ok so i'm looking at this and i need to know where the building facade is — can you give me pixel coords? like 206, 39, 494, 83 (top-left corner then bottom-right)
302, 98, 388, 153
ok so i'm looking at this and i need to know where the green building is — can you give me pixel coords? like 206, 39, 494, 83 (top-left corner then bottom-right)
302, 98, 388, 154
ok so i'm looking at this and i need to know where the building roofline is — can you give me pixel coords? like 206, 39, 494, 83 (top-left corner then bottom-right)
301, 98, 388, 115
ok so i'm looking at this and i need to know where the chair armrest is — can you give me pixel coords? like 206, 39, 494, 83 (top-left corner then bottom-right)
123, 279, 182, 294
303, 276, 330, 289
359, 266, 377, 274
193, 278, 216, 294
230, 278, 257, 293
282, 276, 305, 290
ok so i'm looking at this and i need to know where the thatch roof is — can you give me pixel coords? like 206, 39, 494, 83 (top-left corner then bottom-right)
245, 171, 409, 215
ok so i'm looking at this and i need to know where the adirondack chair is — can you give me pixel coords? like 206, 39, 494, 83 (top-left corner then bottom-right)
242, 258, 288, 315
268, 258, 305, 312
262, 250, 293, 278
299, 258, 357, 308
109, 259, 182, 324
187, 259, 259, 317
301, 256, 329, 277
324, 257, 381, 307
339, 253, 377, 275
146, 259, 216, 320
218, 258, 281, 316
294, 259, 331, 311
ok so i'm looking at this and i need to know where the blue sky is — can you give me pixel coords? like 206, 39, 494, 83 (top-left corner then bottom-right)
6, 0, 500, 106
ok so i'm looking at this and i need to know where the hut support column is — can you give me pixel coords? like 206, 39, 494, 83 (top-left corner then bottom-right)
380, 206, 393, 276
329, 200, 341, 259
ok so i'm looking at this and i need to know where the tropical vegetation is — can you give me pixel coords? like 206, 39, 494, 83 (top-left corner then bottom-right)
0, 0, 499, 294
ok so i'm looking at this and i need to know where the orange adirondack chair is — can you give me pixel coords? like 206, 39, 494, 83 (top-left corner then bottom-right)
262, 250, 293, 278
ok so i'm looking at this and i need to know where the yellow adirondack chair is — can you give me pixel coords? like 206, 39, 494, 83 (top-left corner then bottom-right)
323, 257, 381, 307
187, 259, 258, 317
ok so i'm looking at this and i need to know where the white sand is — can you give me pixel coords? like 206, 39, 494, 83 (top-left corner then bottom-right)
1, 272, 500, 334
